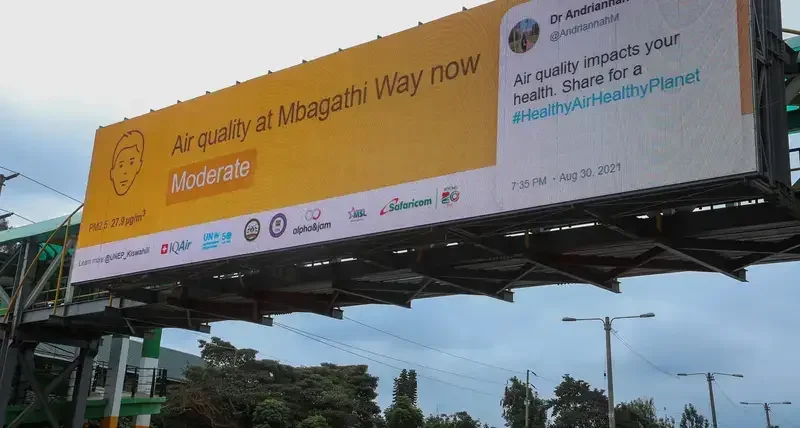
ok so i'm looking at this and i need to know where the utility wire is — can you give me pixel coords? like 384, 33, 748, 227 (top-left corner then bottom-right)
610, 329, 676, 378
712, 380, 748, 415
275, 322, 497, 397
274, 321, 505, 386
345, 315, 557, 383
0, 166, 84, 204
769, 408, 800, 428
0, 208, 34, 224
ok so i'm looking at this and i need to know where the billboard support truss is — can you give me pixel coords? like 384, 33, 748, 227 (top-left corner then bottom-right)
753, 0, 794, 186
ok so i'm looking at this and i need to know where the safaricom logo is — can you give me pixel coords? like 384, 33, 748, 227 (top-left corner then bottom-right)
380, 197, 433, 216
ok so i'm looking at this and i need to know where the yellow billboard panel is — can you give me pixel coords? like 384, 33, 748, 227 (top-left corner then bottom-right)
78, 0, 523, 249
74, 0, 756, 284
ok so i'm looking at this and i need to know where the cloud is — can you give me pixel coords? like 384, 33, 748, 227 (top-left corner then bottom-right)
1, 2, 799, 427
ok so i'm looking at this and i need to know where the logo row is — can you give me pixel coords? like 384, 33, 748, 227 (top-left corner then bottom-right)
88, 186, 463, 266
240, 186, 462, 243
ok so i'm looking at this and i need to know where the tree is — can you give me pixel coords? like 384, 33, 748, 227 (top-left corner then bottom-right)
159, 338, 381, 428
199, 336, 258, 368
393, 370, 409, 405
0, 217, 11, 253
679, 404, 709, 428
550, 375, 608, 428
501, 377, 547, 428
616, 398, 675, 428
407, 370, 418, 405
425, 412, 482, 428
253, 398, 292, 428
392, 369, 418, 405
300, 415, 332, 428
425, 414, 451, 428
385, 396, 424, 428
451, 411, 481, 428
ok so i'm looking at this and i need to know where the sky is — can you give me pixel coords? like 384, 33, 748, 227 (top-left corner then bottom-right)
1, 1, 800, 427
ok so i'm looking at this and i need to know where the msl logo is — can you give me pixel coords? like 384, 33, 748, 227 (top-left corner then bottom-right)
161, 240, 192, 255
348, 207, 367, 222
380, 197, 433, 216
202, 231, 233, 250
441, 185, 461, 206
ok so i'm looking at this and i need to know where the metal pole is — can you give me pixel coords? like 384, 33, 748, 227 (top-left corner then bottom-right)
764, 404, 771, 428
525, 369, 530, 428
0, 173, 19, 199
604, 317, 615, 428
705, 373, 718, 428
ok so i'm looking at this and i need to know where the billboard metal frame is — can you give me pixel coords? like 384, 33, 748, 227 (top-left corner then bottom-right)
1, 2, 798, 427
0, 0, 795, 334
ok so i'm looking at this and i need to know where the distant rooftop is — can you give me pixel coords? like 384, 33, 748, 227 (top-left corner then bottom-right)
36, 337, 203, 382
0, 212, 82, 246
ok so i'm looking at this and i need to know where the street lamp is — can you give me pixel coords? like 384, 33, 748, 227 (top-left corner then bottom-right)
676, 372, 743, 428
741, 402, 792, 428
561, 313, 655, 428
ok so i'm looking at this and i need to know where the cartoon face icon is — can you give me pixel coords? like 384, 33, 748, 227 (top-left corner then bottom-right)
109, 130, 144, 196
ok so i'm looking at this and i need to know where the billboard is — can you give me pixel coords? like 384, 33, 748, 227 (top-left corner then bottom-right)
73, 0, 757, 283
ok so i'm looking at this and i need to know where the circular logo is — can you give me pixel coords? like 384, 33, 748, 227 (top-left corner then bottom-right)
244, 219, 261, 242
270, 213, 288, 238
508, 18, 540, 54
449, 191, 460, 203
304, 208, 322, 221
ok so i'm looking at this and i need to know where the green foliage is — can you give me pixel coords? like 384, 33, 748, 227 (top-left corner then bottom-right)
424, 411, 482, 428
199, 336, 258, 368
392, 370, 418, 405
299, 415, 331, 428
616, 398, 675, 428
159, 337, 381, 428
253, 399, 292, 428
679, 404, 709, 428
549, 375, 608, 428
500, 377, 547, 428
385, 396, 424, 428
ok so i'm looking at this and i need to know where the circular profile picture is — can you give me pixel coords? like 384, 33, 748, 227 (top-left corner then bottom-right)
269, 213, 288, 238
244, 219, 261, 242
508, 19, 540, 54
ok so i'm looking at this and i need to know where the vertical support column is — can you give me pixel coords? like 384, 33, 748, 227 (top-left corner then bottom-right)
0, 240, 37, 427
134, 329, 162, 428
11, 241, 37, 332
0, 340, 21, 428
70, 343, 98, 428
101, 335, 130, 428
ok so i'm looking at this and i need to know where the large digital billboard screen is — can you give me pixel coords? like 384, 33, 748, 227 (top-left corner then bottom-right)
73, 0, 757, 283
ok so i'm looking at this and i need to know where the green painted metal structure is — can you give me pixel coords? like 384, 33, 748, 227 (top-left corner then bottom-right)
6, 397, 165, 426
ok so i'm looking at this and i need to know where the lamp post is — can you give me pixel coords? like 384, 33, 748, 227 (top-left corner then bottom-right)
562, 313, 655, 428
741, 401, 792, 428
676, 372, 743, 428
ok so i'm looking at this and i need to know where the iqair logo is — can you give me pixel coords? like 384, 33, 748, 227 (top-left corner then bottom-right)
380, 197, 433, 216
161, 240, 192, 255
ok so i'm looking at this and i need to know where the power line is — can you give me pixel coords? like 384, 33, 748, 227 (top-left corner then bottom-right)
155, 324, 303, 366
345, 315, 556, 383
275, 322, 497, 397
274, 321, 505, 386
769, 408, 800, 428
0, 208, 34, 224
712, 380, 749, 416
610, 329, 676, 378
0, 166, 83, 204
